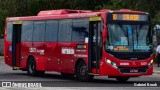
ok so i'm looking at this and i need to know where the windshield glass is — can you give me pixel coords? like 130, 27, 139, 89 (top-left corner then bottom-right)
105, 23, 152, 52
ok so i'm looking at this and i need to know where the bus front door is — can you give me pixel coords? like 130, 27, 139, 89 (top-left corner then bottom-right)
88, 17, 102, 74
12, 21, 22, 70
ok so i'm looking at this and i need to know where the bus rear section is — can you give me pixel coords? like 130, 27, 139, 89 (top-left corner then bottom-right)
4, 21, 22, 70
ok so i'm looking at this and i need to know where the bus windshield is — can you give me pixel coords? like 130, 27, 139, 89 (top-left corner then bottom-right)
105, 23, 152, 52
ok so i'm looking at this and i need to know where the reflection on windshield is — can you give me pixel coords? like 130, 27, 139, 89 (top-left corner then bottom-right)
106, 23, 152, 52
107, 24, 128, 45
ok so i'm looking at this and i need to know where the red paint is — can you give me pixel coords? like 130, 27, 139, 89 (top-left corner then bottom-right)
4, 9, 153, 78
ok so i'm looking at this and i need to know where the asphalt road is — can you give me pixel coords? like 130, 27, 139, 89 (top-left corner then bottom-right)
0, 56, 160, 90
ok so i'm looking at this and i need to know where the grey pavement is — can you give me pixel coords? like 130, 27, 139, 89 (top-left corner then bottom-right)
0, 55, 160, 89
154, 63, 160, 74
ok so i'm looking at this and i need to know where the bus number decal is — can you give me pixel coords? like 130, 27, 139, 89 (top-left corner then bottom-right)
62, 47, 75, 54
29, 48, 45, 55
113, 14, 118, 20
29, 48, 37, 53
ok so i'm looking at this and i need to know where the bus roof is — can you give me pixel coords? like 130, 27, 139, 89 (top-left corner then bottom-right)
6, 9, 148, 21
6, 9, 101, 21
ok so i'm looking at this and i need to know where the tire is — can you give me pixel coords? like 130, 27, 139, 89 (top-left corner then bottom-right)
76, 61, 93, 81
61, 73, 75, 77
27, 57, 45, 76
116, 77, 129, 82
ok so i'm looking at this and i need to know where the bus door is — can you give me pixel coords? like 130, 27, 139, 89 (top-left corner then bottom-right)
88, 17, 102, 74
12, 21, 22, 70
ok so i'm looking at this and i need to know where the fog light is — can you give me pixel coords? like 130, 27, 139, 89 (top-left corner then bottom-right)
112, 62, 118, 69
148, 62, 151, 67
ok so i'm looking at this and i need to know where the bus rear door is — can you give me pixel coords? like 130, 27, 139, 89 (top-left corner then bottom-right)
12, 21, 22, 70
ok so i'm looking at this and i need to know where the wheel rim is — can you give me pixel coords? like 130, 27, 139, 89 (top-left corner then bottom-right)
80, 65, 87, 77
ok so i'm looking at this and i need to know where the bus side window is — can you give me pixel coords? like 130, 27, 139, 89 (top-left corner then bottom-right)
33, 21, 45, 42
21, 21, 33, 42
72, 19, 89, 42
58, 19, 72, 42
45, 20, 58, 42
6, 22, 13, 41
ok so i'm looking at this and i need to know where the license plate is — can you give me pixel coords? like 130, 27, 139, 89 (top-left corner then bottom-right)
130, 69, 138, 73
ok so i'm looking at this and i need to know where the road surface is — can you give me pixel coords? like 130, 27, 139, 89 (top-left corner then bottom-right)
0, 56, 160, 90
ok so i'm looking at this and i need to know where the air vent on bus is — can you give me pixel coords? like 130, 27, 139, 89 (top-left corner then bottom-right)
37, 9, 92, 16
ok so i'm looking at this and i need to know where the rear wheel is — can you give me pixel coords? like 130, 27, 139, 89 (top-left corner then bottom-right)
76, 61, 93, 81
116, 77, 129, 82
27, 57, 45, 76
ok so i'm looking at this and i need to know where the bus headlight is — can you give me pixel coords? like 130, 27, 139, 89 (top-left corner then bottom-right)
106, 59, 112, 64
148, 59, 153, 68
105, 58, 118, 69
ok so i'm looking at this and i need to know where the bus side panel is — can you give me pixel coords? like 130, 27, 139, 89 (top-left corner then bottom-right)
4, 41, 12, 67
35, 55, 48, 71
4, 22, 12, 67
58, 43, 88, 74
20, 42, 32, 69
45, 42, 59, 71
33, 42, 46, 71
73, 43, 88, 74
57, 43, 75, 73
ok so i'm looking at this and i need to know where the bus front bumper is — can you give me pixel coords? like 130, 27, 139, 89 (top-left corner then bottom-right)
99, 61, 153, 77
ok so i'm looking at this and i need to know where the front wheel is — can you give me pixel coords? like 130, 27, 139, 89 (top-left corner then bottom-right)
116, 77, 130, 82
76, 61, 93, 81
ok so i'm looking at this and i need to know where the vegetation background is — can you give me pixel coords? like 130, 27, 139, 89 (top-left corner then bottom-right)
0, 0, 160, 38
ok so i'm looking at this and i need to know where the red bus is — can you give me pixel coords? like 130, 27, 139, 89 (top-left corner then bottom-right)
4, 9, 153, 81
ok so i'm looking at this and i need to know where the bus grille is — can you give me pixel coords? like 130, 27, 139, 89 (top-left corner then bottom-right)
119, 66, 148, 74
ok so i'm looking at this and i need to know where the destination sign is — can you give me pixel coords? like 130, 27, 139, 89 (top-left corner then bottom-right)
110, 14, 149, 21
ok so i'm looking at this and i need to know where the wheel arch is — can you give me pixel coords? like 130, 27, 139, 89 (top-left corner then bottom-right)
27, 55, 35, 68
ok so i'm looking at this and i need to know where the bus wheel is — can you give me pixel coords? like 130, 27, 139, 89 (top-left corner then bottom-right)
27, 57, 36, 76
27, 57, 45, 76
76, 61, 93, 81
61, 73, 74, 77
116, 77, 129, 82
